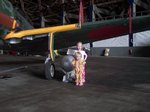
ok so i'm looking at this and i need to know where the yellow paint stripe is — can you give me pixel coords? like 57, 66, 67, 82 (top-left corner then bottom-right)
54, 50, 59, 56
50, 33, 54, 61
12, 20, 16, 29
4, 24, 79, 40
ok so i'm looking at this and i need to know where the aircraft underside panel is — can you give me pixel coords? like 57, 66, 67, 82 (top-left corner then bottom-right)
54, 15, 150, 49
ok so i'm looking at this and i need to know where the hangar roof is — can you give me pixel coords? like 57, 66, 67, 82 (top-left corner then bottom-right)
9, 0, 150, 27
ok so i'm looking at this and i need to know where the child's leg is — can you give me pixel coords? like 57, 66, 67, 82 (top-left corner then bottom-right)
79, 72, 83, 86
75, 73, 79, 86
82, 66, 85, 82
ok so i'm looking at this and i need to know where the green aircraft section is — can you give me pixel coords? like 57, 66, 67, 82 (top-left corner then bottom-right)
0, 0, 33, 38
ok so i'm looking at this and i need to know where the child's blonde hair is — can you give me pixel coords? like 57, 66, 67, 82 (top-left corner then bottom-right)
75, 52, 82, 58
77, 41, 82, 44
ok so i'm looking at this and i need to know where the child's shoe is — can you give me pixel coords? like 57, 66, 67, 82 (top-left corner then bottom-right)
79, 82, 83, 86
82, 79, 85, 83
76, 82, 79, 86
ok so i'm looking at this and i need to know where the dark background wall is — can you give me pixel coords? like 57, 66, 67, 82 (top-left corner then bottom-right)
91, 46, 150, 57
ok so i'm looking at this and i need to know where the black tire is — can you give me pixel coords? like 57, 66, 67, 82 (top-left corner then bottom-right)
45, 58, 55, 80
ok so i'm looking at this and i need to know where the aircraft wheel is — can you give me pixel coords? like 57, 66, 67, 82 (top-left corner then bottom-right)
45, 58, 55, 80
49, 64, 55, 78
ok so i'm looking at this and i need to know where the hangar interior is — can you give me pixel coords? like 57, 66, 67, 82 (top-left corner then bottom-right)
0, 1, 150, 112
0, 0, 149, 57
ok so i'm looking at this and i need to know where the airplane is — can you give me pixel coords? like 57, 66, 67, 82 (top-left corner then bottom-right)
0, 0, 150, 80
1, 14, 150, 55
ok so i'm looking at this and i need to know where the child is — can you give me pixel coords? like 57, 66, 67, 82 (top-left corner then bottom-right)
72, 52, 86, 86
75, 42, 87, 83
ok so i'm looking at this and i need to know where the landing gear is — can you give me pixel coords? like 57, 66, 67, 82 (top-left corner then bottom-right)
45, 32, 55, 80
45, 57, 55, 80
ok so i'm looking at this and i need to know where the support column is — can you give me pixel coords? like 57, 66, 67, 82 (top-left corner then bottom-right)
79, 0, 84, 26
90, 42, 93, 48
133, 2, 136, 17
41, 16, 45, 27
38, 0, 45, 27
88, 0, 95, 51
61, 0, 66, 25
128, 0, 134, 47
133, 2, 136, 46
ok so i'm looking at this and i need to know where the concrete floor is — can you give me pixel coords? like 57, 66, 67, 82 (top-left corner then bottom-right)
0, 55, 150, 112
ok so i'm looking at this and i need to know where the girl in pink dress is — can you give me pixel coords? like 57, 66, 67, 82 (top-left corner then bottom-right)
72, 52, 86, 86
75, 42, 87, 83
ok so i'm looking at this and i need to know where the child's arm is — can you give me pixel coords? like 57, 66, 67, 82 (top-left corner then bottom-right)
72, 60, 76, 66
81, 60, 86, 65
83, 51, 87, 60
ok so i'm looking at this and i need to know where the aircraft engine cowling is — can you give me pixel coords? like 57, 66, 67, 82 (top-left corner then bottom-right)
61, 55, 75, 72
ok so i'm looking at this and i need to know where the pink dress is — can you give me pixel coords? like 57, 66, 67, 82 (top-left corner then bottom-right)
75, 50, 87, 82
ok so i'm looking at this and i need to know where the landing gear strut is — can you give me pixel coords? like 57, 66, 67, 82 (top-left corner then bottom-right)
45, 33, 55, 80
